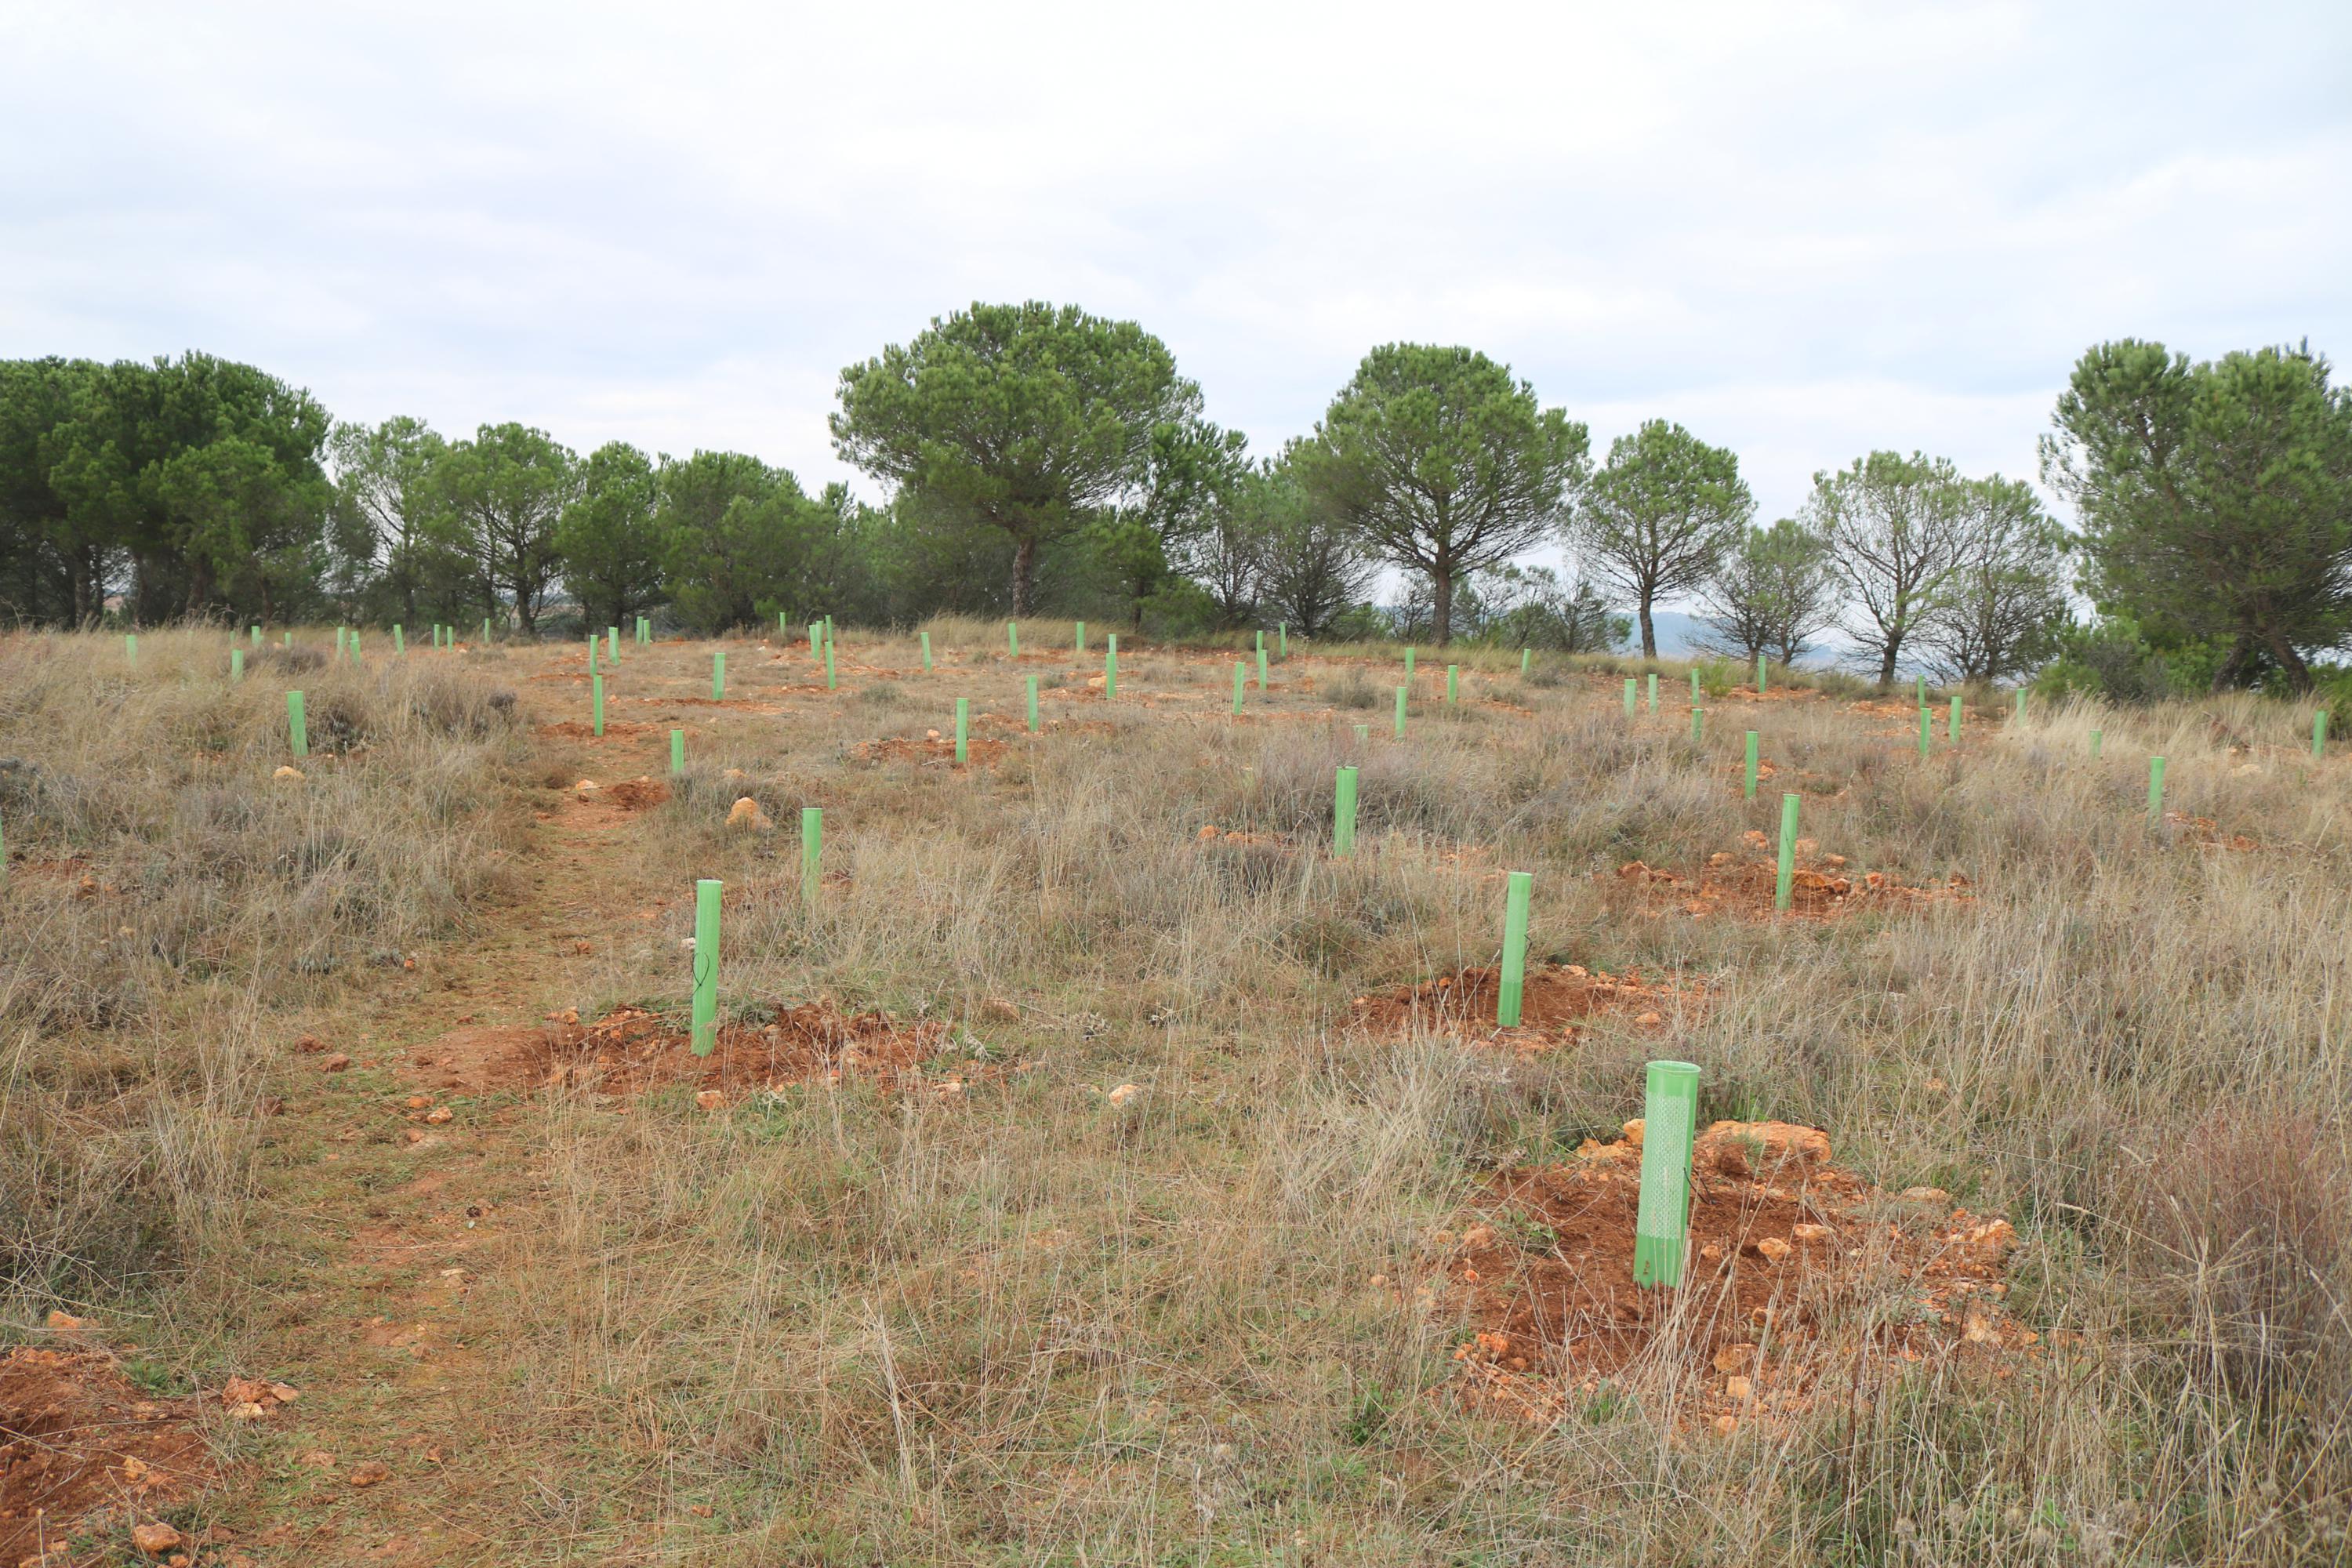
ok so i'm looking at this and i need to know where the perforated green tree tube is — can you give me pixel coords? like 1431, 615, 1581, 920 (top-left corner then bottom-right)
1076, 620, 1086, 652
920, 631, 932, 670
801, 807, 822, 907
283, 631, 292, 648
1757, 653, 1766, 692
691, 879, 722, 1056
1333, 764, 1359, 858
1393, 684, 1407, 738
350, 631, 361, 662
230, 648, 244, 683
394, 624, 404, 654
1232, 661, 1245, 714
670, 728, 684, 774
2013, 688, 2025, 720
288, 691, 308, 757
1647, 673, 1657, 713
1105, 635, 1118, 698
1520, 647, 1530, 675
2148, 755, 2165, 821
1403, 646, 1415, 681
1744, 730, 1759, 799
825, 639, 837, 690
779, 611, 788, 637
587, 635, 597, 673
1446, 665, 1459, 705
824, 615, 833, 640
1496, 870, 1533, 1027
481, 616, 491, 643
1624, 677, 1635, 717
1027, 675, 1040, 733
809, 620, 822, 656
592, 673, 604, 737
1632, 1059, 1701, 1288
1915, 673, 1926, 706
1279, 624, 1287, 659
712, 651, 726, 700
2091, 728, 2103, 758
336, 626, 346, 659
1690, 670, 1700, 700
1947, 694, 1962, 742
125, 633, 136, 664
250, 625, 261, 645
2316, 710, 2328, 758
1354, 723, 1369, 744
1007, 621, 1019, 657
1258, 645, 1269, 692
1918, 707, 1930, 759
955, 697, 969, 764
1256, 630, 1265, 661
1775, 792, 1799, 911
1690, 705, 1704, 743
608, 627, 620, 664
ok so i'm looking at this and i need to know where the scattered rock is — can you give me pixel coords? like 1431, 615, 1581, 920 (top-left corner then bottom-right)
348, 1459, 391, 1488
44, 1309, 88, 1335
1105, 1083, 1142, 1109
423, 1105, 453, 1124
1899, 1186, 1953, 1206
695, 1089, 726, 1111
294, 1033, 325, 1054
980, 996, 1021, 1022
726, 796, 771, 830
131, 1521, 183, 1557
321, 1054, 351, 1073
272, 765, 304, 782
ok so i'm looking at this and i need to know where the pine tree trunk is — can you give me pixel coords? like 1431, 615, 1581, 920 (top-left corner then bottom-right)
1011, 535, 1037, 617
1432, 564, 1453, 647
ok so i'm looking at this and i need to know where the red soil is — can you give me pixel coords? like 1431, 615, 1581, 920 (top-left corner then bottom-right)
1613, 840, 1973, 921
0, 1346, 212, 1560
539, 720, 657, 739
851, 732, 1012, 768
1351, 963, 1691, 1051
1432, 1120, 2036, 1428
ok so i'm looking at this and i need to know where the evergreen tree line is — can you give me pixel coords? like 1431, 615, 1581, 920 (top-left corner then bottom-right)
4, 311, 2346, 694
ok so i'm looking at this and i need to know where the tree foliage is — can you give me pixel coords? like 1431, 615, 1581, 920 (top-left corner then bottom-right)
1569, 419, 1752, 657
1802, 452, 1973, 686
556, 441, 664, 633
830, 302, 1206, 616
1296, 344, 1588, 644
1697, 518, 1837, 667
2042, 339, 2352, 691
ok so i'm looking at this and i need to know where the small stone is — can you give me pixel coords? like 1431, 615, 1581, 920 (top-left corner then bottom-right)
321, 1054, 351, 1072
1726, 1375, 1753, 1400
273, 765, 304, 781
1621, 1119, 1645, 1147
131, 1522, 183, 1557
1105, 1083, 1142, 1108
695, 1089, 726, 1111
981, 996, 1021, 1022
1712, 1414, 1739, 1436
348, 1459, 392, 1487
1711, 1342, 1759, 1374
1900, 1186, 1952, 1205
423, 1105, 453, 1124
1792, 1222, 1832, 1242
1633, 1011, 1664, 1027
45, 1308, 87, 1334
725, 796, 771, 830
1756, 1237, 1793, 1262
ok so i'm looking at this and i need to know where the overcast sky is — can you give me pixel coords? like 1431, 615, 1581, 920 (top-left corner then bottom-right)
5, 1, 2348, 528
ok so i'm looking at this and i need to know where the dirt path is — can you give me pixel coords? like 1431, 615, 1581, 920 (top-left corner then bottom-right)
224, 708, 670, 1564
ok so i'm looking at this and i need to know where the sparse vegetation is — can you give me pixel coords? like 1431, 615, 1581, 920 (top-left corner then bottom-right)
3, 625, 2346, 1563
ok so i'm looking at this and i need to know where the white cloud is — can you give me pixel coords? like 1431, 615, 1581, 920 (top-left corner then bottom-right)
3, 0, 2347, 533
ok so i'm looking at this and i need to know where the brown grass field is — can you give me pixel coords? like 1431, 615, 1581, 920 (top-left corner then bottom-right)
3, 619, 2347, 1566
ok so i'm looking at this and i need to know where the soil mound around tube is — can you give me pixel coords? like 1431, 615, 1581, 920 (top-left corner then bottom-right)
1352, 963, 1691, 1050
850, 731, 1012, 768
0, 1346, 213, 1560
531, 1001, 960, 1098
1431, 1120, 2038, 1428
1614, 840, 1973, 920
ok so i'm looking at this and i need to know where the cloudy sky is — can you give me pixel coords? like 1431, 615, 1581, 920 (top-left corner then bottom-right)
5, 1, 2347, 524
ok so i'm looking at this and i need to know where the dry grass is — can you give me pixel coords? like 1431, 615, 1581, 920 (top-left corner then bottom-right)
0, 627, 529, 1316
7, 625, 2350, 1563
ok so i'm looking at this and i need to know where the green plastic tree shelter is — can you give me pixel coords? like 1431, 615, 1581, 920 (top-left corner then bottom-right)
800, 808, 822, 908
955, 698, 969, 764
1496, 870, 1534, 1027
1775, 792, 1799, 911
670, 729, 685, 774
1744, 731, 1759, 800
1632, 1059, 1701, 1287
691, 879, 722, 1055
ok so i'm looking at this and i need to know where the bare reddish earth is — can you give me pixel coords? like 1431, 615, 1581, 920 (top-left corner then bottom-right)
0, 1345, 212, 1561
1430, 1120, 2042, 1428
1614, 837, 1973, 920
1352, 963, 1693, 1050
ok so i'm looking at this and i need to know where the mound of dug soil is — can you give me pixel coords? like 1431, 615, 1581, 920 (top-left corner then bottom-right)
1352, 964, 1690, 1049
532, 1001, 959, 1098
1432, 1120, 2037, 1429
1, 1346, 212, 1561
850, 731, 1011, 768
1615, 839, 1972, 920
